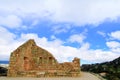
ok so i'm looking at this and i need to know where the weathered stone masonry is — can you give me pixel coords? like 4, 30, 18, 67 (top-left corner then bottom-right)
7, 39, 80, 77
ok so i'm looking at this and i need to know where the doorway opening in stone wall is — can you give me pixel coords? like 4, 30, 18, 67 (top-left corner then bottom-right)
49, 57, 52, 64
24, 57, 30, 70
39, 57, 42, 64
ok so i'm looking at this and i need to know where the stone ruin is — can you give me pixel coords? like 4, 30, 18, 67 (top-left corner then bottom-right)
7, 39, 80, 77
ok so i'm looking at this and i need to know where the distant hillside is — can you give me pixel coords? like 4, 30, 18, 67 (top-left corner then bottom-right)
81, 57, 120, 80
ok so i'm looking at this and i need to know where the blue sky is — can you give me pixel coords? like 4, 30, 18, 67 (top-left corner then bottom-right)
0, 0, 120, 64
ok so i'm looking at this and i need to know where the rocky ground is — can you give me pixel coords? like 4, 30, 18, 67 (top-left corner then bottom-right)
0, 72, 103, 80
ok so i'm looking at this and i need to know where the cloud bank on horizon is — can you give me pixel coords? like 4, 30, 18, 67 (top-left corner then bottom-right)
0, 0, 120, 64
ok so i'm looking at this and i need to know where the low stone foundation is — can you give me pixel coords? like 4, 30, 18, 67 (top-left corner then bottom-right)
9, 71, 80, 77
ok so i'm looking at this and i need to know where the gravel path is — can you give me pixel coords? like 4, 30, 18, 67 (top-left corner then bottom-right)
0, 72, 101, 80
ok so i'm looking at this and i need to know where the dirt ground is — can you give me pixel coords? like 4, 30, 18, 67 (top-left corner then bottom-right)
0, 72, 102, 80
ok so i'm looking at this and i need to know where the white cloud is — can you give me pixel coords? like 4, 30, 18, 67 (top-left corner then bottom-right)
52, 24, 71, 34
0, 27, 16, 60
0, 27, 120, 63
89, 49, 119, 62
110, 31, 120, 40
97, 31, 106, 37
68, 34, 86, 44
106, 41, 120, 48
106, 41, 120, 53
43, 0, 120, 25
0, 15, 22, 28
19, 34, 120, 63
51, 35, 57, 40
0, 27, 16, 44
106, 31, 120, 54
0, 0, 120, 27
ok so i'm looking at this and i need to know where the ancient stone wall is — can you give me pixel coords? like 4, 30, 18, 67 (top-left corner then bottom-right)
7, 39, 80, 77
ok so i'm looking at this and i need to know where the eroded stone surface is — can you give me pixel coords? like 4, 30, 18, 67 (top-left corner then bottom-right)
7, 39, 80, 77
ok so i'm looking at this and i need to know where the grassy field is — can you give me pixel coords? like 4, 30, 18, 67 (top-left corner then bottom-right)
0, 72, 102, 80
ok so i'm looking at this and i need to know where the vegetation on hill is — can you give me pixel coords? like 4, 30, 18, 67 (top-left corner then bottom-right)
81, 57, 120, 80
